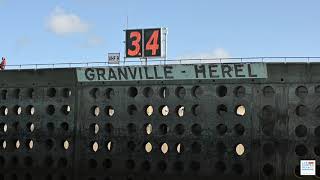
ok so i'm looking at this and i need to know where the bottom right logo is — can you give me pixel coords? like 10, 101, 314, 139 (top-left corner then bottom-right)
300, 160, 316, 176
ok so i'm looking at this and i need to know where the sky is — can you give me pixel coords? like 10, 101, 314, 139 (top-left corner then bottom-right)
0, 0, 320, 65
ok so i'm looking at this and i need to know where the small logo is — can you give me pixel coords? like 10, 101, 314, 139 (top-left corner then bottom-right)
300, 160, 316, 176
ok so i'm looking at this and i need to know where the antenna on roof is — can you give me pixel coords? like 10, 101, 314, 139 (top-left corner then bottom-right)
126, 15, 129, 29
125, 0, 129, 29
123, 0, 130, 65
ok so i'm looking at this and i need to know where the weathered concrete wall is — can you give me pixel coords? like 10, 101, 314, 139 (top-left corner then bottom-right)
0, 63, 319, 180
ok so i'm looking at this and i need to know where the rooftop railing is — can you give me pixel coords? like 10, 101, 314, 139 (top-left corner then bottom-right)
4, 57, 320, 70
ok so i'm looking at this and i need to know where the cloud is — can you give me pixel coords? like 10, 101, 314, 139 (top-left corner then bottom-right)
47, 6, 89, 35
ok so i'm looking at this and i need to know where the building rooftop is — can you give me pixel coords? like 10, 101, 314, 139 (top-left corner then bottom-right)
3, 57, 320, 70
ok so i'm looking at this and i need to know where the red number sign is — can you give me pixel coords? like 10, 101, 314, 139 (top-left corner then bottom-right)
144, 29, 161, 57
125, 30, 143, 57
125, 28, 162, 58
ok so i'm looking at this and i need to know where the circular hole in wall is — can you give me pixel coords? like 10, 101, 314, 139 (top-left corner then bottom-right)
235, 144, 245, 156
234, 124, 245, 136
145, 105, 153, 116
105, 88, 114, 99
159, 87, 169, 98
263, 86, 275, 97
106, 106, 115, 117
217, 104, 228, 116
26, 105, 35, 115
174, 124, 184, 135
191, 124, 202, 136
47, 105, 55, 115
175, 87, 186, 99
127, 105, 137, 115
295, 144, 308, 156
192, 86, 203, 97
176, 143, 184, 154
26, 122, 35, 132
92, 106, 100, 117
296, 105, 308, 117
216, 85, 227, 97
143, 87, 153, 97
92, 142, 99, 152
63, 140, 69, 150
47, 88, 56, 97
145, 142, 152, 153
235, 105, 246, 116
234, 86, 246, 97
215, 161, 226, 173
263, 163, 274, 176
63, 88, 72, 98
160, 143, 169, 154
217, 124, 227, 135
160, 105, 169, 116
61, 105, 71, 115
159, 124, 169, 135
127, 123, 136, 134
128, 87, 138, 98
0, 123, 7, 133
296, 86, 308, 98
176, 105, 185, 117
145, 124, 152, 135
295, 125, 307, 137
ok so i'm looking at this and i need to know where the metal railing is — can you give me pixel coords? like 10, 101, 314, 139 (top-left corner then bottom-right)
4, 57, 320, 70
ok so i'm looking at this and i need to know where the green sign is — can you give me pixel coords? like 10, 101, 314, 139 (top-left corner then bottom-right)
76, 63, 267, 82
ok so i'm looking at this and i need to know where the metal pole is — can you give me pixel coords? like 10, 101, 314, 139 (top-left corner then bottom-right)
165, 28, 168, 65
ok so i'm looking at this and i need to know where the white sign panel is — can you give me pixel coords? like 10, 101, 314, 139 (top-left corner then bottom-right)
161, 27, 168, 59
108, 53, 120, 64
300, 160, 316, 176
